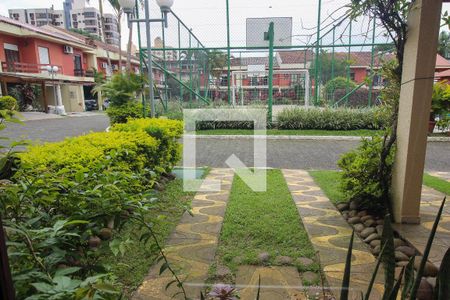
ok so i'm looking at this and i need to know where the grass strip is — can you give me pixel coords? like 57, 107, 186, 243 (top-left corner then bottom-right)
423, 173, 450, 195
216, 169, 317, 272
309, 170, 345, 205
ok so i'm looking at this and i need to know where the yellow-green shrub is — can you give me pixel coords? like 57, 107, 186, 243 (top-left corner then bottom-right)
112, 118, 183, 173
19, 131, 159, 173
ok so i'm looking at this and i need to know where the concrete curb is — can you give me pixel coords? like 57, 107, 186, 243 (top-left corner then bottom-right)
185, 134, 450, 142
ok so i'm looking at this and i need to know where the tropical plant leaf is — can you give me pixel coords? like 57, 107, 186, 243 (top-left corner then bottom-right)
381, 214, 395, 299
387, 269, 403, 300
341, 230, 355, 300
401, 255, 415, 300
256, 274, 261, 300
434, 247, 450, 300
365, 242, 388, 300
410, 197, 446, 299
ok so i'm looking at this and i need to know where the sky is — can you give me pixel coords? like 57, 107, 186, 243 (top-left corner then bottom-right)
1, 0, 450, 53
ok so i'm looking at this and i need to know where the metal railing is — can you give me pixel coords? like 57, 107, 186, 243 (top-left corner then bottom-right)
1, 62, 63, 74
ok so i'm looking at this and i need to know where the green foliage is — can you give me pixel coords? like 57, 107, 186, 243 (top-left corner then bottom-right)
106, 101, 144, 124
277, 107, 387, 131
431, 81, 450, 119
337, 136, 395, 211
438, 31, 450, 58
112, 118, 184, 174
311, 50, 349, 84
0, 96, 18, 111
8, 84, 42, 111
94, 73, 145, 107
323, 76, 357, 99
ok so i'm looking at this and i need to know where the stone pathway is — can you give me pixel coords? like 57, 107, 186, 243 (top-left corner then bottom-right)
282, 169, 384, 299
428, 171, 450, 182
133, 169, 234, 300
394, 186, 449, 269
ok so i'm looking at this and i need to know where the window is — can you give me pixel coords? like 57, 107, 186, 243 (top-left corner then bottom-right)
350, 72, 356, 81
38, 47, 50, 65
83, 12, 96, 18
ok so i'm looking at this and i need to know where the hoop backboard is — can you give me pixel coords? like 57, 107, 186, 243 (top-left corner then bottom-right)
246, 17, 293, 47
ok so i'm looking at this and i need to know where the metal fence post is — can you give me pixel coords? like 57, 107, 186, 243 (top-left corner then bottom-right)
314, 0, 322, 105
368, 16, 376, 106
226, 0, 231, 104
268, 22, 275, 123
135, 0, 147, 117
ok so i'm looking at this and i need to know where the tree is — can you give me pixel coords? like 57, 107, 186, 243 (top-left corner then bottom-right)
207, 50, 227, 100
310, 50, 349, 84
438, 31, 450, 58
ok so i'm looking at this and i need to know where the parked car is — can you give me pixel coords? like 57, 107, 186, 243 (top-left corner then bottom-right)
84, 99, 99, 111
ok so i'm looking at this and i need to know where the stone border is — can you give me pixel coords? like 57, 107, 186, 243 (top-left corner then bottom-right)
188, 134, 450, 142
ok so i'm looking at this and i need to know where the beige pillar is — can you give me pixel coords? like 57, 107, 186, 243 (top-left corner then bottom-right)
392, 0, 442, 223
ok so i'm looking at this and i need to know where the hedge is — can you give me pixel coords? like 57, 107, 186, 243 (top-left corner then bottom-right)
277, 107, 387, 130
111, 118, 184, 174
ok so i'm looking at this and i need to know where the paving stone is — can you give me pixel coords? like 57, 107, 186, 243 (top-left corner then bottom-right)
395, 251, 410, 262
296, 257, 314, 267
396, 246, 416, 257
364, 233, 380, 243
348, 216, 361, 224
275, 256, 293, 265
353, 223, 365, 232
360, 227, 376, 238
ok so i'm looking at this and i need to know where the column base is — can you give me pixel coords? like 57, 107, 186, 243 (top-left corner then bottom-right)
398, 215, 421, 224
48, 105, 67, 116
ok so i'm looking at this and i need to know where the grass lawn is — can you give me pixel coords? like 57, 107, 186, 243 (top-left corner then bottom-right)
196, 129, 381, 136
215, 169, 318, 277
103, 178, 196, 298
423, 173, 450, 195
309, 170, 345, 204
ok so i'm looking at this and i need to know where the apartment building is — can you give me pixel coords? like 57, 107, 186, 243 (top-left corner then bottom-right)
8, 0, 120, 46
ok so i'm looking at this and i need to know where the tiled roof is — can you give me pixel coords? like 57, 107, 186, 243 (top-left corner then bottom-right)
278, 50, 314, 64
435, 54, 450, 69
0, 15, 86, 45
231, 56, 279, 68
332, 51, 396, 67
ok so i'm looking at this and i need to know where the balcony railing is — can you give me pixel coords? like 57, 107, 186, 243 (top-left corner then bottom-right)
1, 62, 63, 75
74, 69, 94, 77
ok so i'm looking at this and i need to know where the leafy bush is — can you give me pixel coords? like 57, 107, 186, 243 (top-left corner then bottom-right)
112, 118, 183, 174
94, 73, 145, 107
337, 136, 395, 211
0, 96, 18, 110
432, 81, 450, 120
332, 88, 381, 107
106, 101, 144, 124
323, 77, 357, 98
277, 107, 387, 130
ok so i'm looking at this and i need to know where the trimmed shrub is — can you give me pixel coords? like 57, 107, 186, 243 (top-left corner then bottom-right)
337, 136, 395, 211
112, 118, 183, 173
277, 107, 387, 130
323, 77, 357, 98
106, 101, 144, 124
0, 96, 18, 110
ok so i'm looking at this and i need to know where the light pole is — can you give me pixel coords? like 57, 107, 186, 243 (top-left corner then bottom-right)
46, 65, 66, 115
119, 0, 175, 118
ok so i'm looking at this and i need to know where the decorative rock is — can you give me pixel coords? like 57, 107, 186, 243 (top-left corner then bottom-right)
396, 246, 416, 257
417, 278, 433, 300
342, 212, 349, 220
395, 267, 404, 280
371, 245, 381, 256
348, 217, 361, 224
360, 227, 376, 238
258, 252, 270, 263
370, 239, 381, 248
349, 201, 359, 210
414, 257, 439, 277
302, 271, 318, 282
348, 210, 358, 218
376, 219, 384, 225
275, 256, 293, 265
216, 265, 232, 277
360, 215, 372, 222
376, 225, 384, 236
337, 202, 349, 211
427, 277, 436, 288
353, 223, 365, 232
296, 257, 314, 267
395, 251, 410, 262
364, 219, 376, 227
364, 233, 380, 243
396, 261, 409, 267
357, 210, 368, 217
394, 238, 406, 248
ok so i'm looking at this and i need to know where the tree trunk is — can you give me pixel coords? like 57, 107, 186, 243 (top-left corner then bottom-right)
126, 25, 133, 72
